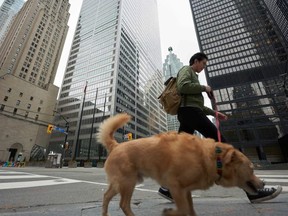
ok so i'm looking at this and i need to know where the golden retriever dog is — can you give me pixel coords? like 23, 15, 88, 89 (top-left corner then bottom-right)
97, 113, 264, 216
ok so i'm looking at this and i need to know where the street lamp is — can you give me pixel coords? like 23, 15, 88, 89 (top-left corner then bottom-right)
53, 110, 69, 168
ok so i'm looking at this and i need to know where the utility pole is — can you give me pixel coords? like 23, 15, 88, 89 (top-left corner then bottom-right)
73, 81, 88, 163
87, 88, 98, 162
53, 110, 69, 168
99, 93, 107, 162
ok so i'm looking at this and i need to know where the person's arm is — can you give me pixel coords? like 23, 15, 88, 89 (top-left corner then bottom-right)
203, 106, 215, 116
203, 107, 228, 121
177, 67, 206, 94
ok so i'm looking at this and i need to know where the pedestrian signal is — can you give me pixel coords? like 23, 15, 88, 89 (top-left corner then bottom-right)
47, 124, 54, 134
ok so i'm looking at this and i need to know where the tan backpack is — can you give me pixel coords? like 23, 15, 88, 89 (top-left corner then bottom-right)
158, 77, 181, 115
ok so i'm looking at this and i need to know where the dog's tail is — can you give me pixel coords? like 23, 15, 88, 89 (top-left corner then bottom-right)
97, 113, 131, 153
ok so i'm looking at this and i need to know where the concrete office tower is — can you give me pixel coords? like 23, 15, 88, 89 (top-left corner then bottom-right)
0, 0, 70, 162
163, 47, 183, 131
189, 0, 288, 163
49, 0, 165, 162
0, 0, 25, 41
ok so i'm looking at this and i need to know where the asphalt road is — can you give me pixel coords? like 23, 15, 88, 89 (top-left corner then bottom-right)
0, 167, 287, 216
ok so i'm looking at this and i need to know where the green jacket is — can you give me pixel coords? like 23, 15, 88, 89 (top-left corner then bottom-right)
176, 66, 215, 116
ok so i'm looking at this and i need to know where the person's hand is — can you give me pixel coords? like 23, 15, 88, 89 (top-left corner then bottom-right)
205, 85, 212, 93
216, 112, 228, 121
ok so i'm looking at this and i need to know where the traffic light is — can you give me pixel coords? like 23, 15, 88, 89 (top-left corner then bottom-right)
127, 132, 132, 140
47, 124, 54, 134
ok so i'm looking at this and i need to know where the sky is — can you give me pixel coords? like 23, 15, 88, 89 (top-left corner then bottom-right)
54, 0, 205, 88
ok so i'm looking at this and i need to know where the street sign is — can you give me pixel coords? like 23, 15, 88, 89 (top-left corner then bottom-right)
54, 127, 67, 134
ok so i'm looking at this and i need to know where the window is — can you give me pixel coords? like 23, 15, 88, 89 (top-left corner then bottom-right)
0, 104, 5, 111
19, 92, 23, 97
35, 114, 39, 120
25, 111, 29, 118
8, 88, 12, 92
37, 107, 41, 112
4, 96, 8, 101
27, 104, 31, 109
30, 96, 34, 101
13, 108, 17, 114
16, 100, 21, 106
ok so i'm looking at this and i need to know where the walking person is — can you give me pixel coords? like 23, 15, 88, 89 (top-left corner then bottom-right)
158, 52, 282, 203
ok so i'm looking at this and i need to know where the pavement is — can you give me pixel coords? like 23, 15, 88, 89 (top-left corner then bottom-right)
1, 184, 287, 216
0, 166, 287, 216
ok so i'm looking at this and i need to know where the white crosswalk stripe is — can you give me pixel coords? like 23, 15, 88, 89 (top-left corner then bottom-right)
1, 170, 288, 192
0, 170, 81, 190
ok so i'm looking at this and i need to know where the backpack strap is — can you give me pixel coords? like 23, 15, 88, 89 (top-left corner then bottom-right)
178, 67, 193, 107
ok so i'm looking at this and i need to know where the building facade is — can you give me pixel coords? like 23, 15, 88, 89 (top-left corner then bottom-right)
163, 47, 183, 131
0, 0, 25, 41
189, 0, 288, 162
49, 0, 165, 162
0, 0, 70, 162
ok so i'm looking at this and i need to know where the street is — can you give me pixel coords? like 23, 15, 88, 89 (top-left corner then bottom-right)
0, 167, 287, 216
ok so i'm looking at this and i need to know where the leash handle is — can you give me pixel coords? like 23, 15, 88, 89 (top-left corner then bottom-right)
209, 91, 222, 142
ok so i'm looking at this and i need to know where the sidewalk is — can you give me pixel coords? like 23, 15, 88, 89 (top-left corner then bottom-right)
1, 186, 286, 216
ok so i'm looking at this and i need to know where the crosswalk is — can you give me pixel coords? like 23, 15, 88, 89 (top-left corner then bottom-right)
0, 170, 82, 190
0, 169, 288, 192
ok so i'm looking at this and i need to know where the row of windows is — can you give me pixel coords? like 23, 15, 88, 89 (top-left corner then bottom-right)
3, 96, 37, 110
73, 53, 113, 76
193, 0, 233, 15
5, 88, 39, 101
213, 80, 285, 104
197, 9, 240, 29
0, 104, 39, 120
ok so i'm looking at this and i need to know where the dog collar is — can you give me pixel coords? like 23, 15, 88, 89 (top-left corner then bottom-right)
215, 146, 223, 182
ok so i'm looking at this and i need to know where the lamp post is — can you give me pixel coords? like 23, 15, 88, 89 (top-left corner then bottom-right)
53, 110, 69, 168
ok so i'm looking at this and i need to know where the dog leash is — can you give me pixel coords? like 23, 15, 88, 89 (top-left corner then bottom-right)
208, 91, 222, 142
208, 91, 224, 182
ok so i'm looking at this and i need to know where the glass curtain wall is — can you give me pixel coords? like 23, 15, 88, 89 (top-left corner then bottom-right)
189, 0, 288, 162
49, 0, 165, 162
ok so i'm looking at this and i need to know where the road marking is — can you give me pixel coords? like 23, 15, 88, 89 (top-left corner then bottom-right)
0, 171, 30, 174
1, 170, 288, 193
282, 186, 288, 192
264, 179, 288, 183
257, 175, 288, 178
0, 178, 80, 190
0, 174, 58, 179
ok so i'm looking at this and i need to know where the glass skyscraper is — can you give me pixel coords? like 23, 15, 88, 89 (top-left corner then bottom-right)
0, 0, 25, 41
189, 0, 288, 162
49, 0, 166, 162
163, 47, 183, 131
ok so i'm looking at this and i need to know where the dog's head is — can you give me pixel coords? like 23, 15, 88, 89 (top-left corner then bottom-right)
217, 148, 264, 194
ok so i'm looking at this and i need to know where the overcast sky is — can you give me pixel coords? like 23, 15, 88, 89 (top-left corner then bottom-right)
54, 0, 205, 87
